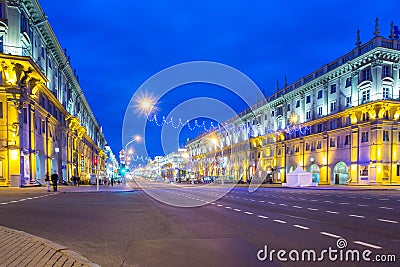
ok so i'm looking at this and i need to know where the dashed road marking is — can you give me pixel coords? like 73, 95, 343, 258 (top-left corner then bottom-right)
258, 200, 265, 203
268, 202, 275, 205
307, 208, 318, 211
225, 206, 232, 209
358, 204, 368, 207
234, 208, 241, 212
326, 211, 339, 214
293, 224, 309, 230
339, 202, 349, 205
379, 207, 393, 210
349, 214, 365, 218
217, 204, 223, 207
273, 220, 287, 224
257, 215, 269, 219
324, 201, 334, 203
311, 200, 318, 202
378, 219, 398, 224
279, 204, 288, 206
354, 241, 382, 249
292, 206, 302, 209
320, 232, 341, 238
379, 199, 389, 201
244, 211, 253, 215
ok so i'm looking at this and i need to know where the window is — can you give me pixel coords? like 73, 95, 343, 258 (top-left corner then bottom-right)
382, 65, 391, 78
345, 77, 351, 87
23, 108, 28, 124
330, 101, 337, 112
362, 90, 370, 103
345, 134, 350, 146
330, 84, 337, 94
397, 165, 400, 176
383, 130, 390, 142
330, 137, 336, 147
361, 67, 371, 81
317, 124, 323, 133
296, 100, 300, 108
383, 87, 390, 99
306, 95, 311, 104
346, 96, 351, 107
361, 132, 369, 143
398, 132, 400, 142
317, 90, 323, 99
318, 106, 323, 116
271, 111, 275, 117
306, 143, 310, 151
330, 120, 336, 130
277, 107, 283, 116
42, 120, 46, 134
0, 102, 2, 118
362, 112, 369, 122
287, 104, 291, 111
265, 114, 268, 120
295, 145, 299, 153
306, 110, 311, 120
317, 140, 322, 149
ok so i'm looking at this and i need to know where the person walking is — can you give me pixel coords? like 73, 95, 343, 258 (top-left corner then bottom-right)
45, 172, 50, 192
51, 170, 59, 192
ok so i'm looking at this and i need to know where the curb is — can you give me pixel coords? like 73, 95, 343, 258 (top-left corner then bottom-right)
0, 226, 100, 267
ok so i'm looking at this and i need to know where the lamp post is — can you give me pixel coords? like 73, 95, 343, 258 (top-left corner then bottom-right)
211, 138, 224, 185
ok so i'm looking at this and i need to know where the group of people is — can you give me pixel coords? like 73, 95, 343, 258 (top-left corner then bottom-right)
71, 176, 81, 186
45, 171, 59, 192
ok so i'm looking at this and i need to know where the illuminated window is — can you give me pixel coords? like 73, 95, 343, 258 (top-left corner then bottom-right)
306, 95, 311, 104
361, 132, 369, 143
383, 87, 390, 99
383, 130, 390, 142
330, 101, 337, 112
306, 110, 311, 120
295, 145, 300, 153
317, 90, 323, 99
345, 77, 351, 87
330, 84, 337, 94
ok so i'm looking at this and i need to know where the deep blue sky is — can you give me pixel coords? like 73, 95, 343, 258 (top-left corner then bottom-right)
40, 0, 398, 157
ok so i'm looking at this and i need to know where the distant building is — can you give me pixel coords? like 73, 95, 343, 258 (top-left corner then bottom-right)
187, 21, 400, 185
0, 0, 110, 186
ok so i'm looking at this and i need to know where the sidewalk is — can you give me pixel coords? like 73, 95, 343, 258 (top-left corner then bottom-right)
234, 183, 400, 191
0, 226, 100, 267
1, 183, 135, 193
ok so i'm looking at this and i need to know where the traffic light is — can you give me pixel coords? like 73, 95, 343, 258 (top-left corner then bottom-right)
93, 158, 98, 165
120, 164, 126, 175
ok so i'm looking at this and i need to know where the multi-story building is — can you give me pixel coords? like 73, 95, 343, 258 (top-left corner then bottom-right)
187, 21, 400, 186
0, 0, 109, 186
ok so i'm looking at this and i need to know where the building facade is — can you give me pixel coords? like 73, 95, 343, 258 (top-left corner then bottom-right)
0, 0, 109, 186
187, 23, 400, 185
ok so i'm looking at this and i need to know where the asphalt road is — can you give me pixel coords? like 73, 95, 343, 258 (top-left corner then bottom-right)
0, 182, 399, 267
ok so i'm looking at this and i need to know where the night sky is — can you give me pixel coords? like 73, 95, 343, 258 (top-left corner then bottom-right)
39, 0, 398, 158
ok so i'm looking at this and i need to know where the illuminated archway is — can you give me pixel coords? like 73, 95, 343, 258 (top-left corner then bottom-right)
309, 164, 320, 183
333, 161, 349, 185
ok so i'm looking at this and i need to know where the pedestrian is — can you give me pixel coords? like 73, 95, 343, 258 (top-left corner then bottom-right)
45, 172, 50, 192
72, 176, 76, 186
111, 178, 114, 186
76, 176, 80, 186
51, 170, 59, 192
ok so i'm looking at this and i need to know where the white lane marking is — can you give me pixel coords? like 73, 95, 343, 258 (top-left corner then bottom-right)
320, 232, 341, 238
300, 198, 306, 201
363, 197, 371, 200
358, 204, 368, 207
244, 211, 253, 215
234, 208, 241, 212
268, 202, 275, 205
354, 241, 382, 249
225, 206, 232, 209
378, 219, 398, 224
311, 200, 318, 202
217, 204, 223, 207
273, 220, 287, 224
210, 202, 215, 205
250, 199, 256, 202
257, 215, 269, 219
293, 224, 309, 230
379, 199, 389, 201
279, 204, 288, 206
349, 214, 365, 218
307, 208, 318, 211
339, 202, 349, 205
0, 203, 7, 205
326, 211, 339, 214
243, 198, 248, 200
292, 206, 302, 209
324, 201, 334, 203
379, 207, 393, 210
258, 200, 265, 203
